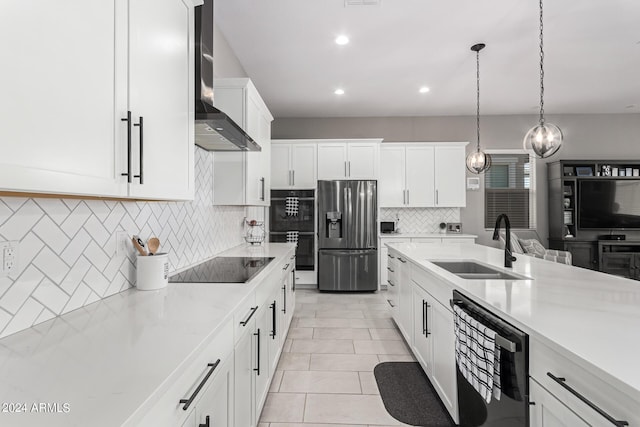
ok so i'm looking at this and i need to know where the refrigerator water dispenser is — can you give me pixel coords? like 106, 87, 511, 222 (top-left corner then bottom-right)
325, 212, 343, 238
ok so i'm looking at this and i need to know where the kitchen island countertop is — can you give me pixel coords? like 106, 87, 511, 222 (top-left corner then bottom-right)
385, 242, 640, 401
0, 243, 295, 427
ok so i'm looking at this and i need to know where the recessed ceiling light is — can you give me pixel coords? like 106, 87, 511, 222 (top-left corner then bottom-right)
335, 35, 350, 45
419, 86, 430, 94
334, 88, 345, 95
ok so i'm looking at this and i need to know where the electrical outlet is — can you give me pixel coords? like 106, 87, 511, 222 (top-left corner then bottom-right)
116, 231, 129, 257
1, 241, 19, 277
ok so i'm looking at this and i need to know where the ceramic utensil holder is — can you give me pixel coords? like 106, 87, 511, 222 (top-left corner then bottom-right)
136, 253, 169, 291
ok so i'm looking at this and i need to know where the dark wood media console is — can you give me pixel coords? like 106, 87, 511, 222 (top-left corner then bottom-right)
547, 160, 640, 279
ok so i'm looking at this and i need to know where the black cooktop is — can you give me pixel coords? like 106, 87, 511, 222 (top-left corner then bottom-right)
169, 257, 275, 283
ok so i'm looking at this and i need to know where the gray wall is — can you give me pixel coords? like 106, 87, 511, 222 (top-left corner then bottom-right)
214, 23, 247, 78
273, 113, 640, 245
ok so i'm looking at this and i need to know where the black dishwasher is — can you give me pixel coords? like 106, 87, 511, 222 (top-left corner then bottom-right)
451, 290, 530, 427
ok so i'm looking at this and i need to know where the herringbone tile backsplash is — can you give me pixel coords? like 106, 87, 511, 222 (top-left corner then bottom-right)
0, 147, 246, 338
380, 207, 461, 233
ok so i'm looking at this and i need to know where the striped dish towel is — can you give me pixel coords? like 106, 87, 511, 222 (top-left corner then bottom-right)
286, 231, 299, 245
285, 197, 299, 216
453, 304, 501, 403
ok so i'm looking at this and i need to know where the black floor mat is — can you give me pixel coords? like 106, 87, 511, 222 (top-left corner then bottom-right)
374, 361, 455, 427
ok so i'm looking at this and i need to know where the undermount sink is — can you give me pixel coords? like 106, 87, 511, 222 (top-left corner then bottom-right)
430, 261, 530, 281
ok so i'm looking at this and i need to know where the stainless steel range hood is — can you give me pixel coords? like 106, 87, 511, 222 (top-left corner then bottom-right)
194, 0, 260, 152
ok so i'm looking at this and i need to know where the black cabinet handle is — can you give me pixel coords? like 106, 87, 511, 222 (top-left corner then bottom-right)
387, 299, 395, 308
179, 359, 221, 410
133, 116, 144, 184
282, 263, 290, 271
282, 285, 287, 314
198, 416, 210, 427
546, 372, 629, 426
270, 300, 277, 339
425, 302, 431, 336
260, 177, 265, 201
387, 279, 395, 287
387, 266, 394, 273
398, 257, 407, 263
240, 306, 258, 326
422, 300, 427, 335
292, 268, 296, 292
254, 329, 261, 375
121, 111, 132, 183
388, 254, 395, 259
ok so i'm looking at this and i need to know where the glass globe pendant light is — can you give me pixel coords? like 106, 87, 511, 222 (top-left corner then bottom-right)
466, 43, 491, 174
523, 0, 563, 158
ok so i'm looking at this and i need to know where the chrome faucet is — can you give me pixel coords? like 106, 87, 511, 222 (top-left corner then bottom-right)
492, 214, 517, 268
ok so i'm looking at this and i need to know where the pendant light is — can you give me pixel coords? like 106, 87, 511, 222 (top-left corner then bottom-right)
466, 43, 491, 174
523, 0, 563, 158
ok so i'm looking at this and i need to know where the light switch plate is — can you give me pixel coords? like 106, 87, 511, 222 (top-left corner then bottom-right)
1, 241, 19, 277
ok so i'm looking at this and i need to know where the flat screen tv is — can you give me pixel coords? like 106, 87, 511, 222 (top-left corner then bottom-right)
579, 180, 640, 229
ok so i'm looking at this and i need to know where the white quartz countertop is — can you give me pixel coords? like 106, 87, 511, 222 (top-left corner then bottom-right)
386, 242, 640, 401
379, 233, 477, 239
0, 243, 295, 427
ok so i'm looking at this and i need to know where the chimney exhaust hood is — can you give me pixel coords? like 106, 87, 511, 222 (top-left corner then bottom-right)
194, 0, 260, 152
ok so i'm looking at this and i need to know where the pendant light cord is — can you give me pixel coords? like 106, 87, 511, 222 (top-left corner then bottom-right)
539, 0, 545, 123
476, 48, 481, 152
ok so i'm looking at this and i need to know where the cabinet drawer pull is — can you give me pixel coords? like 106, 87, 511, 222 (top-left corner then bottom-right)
282, 285, 287, 314
199, 415, 210, 427
270, 300, 277, 339
133, 116, 143, 184
388, 254, 395, 259
240, 306, 258, 326
179, 359, 221, 410
387, 266, 394, 273
260, 177, 265, 201
387, 299, 395, 308
121, 111, 132, 183
254, 329, 261, 375
398, 257, 407, 263
546, 372, 629, 426
283, 263, 290, 270
387, 279, 395, 287
292, 170, 295, 185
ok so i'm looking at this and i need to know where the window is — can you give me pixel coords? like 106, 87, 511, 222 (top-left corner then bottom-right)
484, 151, 536, 229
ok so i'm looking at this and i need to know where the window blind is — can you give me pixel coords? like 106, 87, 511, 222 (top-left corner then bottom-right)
484, 153, 534, 229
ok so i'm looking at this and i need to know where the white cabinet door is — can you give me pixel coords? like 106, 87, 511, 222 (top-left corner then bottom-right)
317, 144, 348, 180
405, 146, 435, 207
434, 145, 466, 207
412, 285, 433, 376
0, 0, 128, 198
430, 300, 458, 421
397, 256, 413, 345
128, 0, 194, 200
195, 358, 234, 427
347, 143, 378, 179
254, 305, 271, 415
379, 146, 406, 207
271, 144, 292, 189
291, 144, 317, 188
530, 379, 589, 427
234, 328, 255, 427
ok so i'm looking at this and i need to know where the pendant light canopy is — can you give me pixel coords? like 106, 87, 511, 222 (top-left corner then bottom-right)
466, 43, 491, 174
523, 0, 563, 158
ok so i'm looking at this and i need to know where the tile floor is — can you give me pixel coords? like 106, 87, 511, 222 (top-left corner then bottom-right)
259, 289, 415, 427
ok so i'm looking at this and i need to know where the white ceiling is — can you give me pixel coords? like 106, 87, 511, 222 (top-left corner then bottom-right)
215, 0, 640, 118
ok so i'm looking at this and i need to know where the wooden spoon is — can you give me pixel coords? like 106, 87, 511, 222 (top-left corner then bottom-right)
147, 237, 160, 256
132, 235, 148, 256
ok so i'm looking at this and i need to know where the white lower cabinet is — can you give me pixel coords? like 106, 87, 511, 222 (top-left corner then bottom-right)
410, 274, 458, 422
529, 379, 589, 427
234, 326, 254, 427
193, 357, 234, 427
396, 255, 413, 345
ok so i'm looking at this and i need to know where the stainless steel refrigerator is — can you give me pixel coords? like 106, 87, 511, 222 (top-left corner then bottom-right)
317, 180, 378, 291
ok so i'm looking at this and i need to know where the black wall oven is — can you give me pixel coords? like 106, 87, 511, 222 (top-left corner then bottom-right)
270, 190, 315, 271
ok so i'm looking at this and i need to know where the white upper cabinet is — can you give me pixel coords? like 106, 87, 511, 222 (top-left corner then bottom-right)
379, 142, 467, 207
317, 140, 380, 180
434, 145, 466, 207
0, 0, 197, 200
127, 0, 195, 200
271, 141, 317, 189
213, 79, 273, 206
